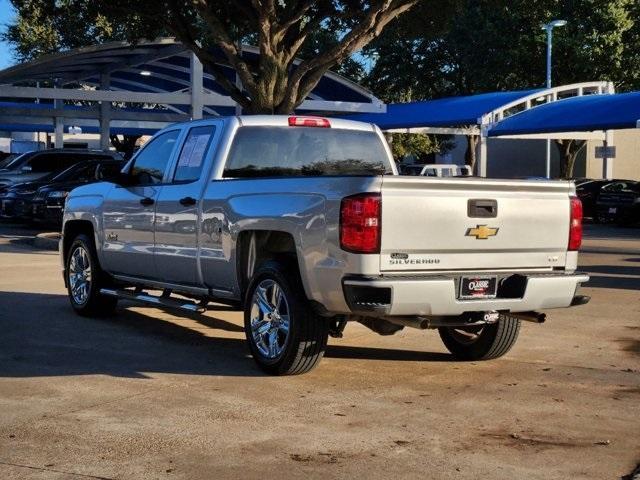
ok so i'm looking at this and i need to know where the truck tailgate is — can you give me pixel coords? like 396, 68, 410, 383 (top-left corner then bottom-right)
380, 176, 573, 272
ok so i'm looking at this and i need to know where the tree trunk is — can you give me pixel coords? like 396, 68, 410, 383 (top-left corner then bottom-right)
465, 135, 479, 173
110, 134, 141, 160
555, 139, 586, 179
167, 1, 419, 114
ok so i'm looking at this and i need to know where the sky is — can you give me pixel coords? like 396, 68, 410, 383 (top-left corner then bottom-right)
0, 0, 15, 69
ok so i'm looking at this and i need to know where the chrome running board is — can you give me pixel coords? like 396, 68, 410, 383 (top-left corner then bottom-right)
100, 288, 206, 313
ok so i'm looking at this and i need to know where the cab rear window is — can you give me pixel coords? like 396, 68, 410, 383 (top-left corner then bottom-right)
223, 126, 391, 178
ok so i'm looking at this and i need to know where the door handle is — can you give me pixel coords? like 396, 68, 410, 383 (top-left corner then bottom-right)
179, 196, 197, 206
140, 197, 155, 206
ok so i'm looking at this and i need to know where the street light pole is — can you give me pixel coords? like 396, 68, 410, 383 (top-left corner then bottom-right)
545, 27, 553, 89
542, 19, 567, 179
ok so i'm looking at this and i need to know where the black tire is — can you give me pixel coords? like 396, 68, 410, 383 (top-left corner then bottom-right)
243, 260, 329, 375
438, 314, 521, 361
66, 233, 118, 316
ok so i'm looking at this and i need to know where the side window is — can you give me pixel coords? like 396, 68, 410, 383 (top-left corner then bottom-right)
58, 154, 86, 171
97, 163, 123, 181
28, 155, 54, 173
73, 164, 98, 181
173, 125, 215, 183
130, 130, 180, 185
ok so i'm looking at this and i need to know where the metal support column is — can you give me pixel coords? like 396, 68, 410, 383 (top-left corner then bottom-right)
476, 123, 489, 177
602, 130, 614, 180
99, 74, 111, 150
53, 79, 64, 148
190, 52, 204, 120
54, 117, 64, 148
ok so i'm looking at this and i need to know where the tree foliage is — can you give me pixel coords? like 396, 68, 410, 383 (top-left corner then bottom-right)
4, 0, 421, 113
389, 132, 452, 164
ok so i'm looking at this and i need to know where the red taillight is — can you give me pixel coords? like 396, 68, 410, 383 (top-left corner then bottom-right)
288, 116, 331, 128
340, 193, 381, 254
569, 196, 583, 251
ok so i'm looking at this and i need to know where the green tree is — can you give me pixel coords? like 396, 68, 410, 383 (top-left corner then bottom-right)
4, 0, 423, 114
389, 132, 452, 164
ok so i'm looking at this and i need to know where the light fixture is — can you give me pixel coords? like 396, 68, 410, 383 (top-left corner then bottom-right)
139, 70, 152, 76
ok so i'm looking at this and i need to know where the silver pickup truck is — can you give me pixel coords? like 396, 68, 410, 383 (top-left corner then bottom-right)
61, 115, 589, 375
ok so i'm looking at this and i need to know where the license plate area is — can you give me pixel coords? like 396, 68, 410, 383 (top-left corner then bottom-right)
458, 275, 498, 300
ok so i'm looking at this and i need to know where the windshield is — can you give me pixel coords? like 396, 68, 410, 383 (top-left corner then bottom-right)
224, 126, 392, 178
0, 153, 29, 170
50, 162, 92, 182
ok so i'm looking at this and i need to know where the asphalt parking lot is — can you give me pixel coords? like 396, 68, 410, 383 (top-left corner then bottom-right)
0, 222, 638, 480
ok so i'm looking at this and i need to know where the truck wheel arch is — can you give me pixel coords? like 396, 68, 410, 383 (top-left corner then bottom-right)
236, 230, 308, 302
63, 220, 96, 262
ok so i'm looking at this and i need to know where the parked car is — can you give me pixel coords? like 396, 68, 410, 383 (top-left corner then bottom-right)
400, 163, 472, 177
575, 179, 626, 220
0, 149, 120, 189
31, 160, 124, 225
0, 159, 123, 223
61, 115, 589, 376
595, 180, 640, 225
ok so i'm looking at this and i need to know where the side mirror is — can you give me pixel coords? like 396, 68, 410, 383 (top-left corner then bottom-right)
21, 165, 32, 173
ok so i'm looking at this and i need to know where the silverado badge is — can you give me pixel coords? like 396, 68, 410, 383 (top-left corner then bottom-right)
466, 225, 499, 240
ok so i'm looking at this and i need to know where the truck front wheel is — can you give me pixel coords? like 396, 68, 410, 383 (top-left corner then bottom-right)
438, 315, 521, 360
244, 260, 329, 375
66, 234, 117, 316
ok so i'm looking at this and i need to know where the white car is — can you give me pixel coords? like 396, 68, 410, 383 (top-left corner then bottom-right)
402, 163, 472, 177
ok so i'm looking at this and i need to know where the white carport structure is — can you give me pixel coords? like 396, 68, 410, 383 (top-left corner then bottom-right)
347, 81, 613, 177
0, 38, 386, 149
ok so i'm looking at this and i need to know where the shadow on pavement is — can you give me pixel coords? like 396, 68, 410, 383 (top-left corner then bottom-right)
0, 291, 452, 379
582, 262, 640, 291
583, 265, 640, 276
0, 291, 260, 379
325, 345, 450, 362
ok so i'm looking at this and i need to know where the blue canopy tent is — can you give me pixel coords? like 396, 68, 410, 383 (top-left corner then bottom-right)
486, 91, 640, 178
347, 82, 615, 177
488, 91, 640, 136
347, 90, 541, 131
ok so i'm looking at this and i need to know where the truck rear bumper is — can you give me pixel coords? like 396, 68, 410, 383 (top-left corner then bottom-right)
343, 272, 589, 316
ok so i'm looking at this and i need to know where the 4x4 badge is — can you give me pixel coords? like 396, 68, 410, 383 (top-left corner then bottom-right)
466, 225, 499, 240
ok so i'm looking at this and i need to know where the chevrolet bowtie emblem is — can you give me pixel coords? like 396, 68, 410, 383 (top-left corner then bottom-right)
466, 225, 499, 240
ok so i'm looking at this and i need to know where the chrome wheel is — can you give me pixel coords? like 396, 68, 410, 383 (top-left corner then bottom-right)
249, 279, 290, 359
68, 245, 92, 305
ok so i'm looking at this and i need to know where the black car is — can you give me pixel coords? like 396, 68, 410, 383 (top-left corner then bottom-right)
30, 160, 125, 225
575, 179, 626, 220
595, 180, 640, 225
0, 159, 123, 223
0, 148, 120, 190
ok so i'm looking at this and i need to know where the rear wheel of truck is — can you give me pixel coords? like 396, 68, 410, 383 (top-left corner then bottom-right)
66, 234, 118, 316
438, 315, 521, 361
244, 260, 329, 375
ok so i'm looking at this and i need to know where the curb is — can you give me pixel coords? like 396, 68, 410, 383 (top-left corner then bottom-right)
32, 232, 61, 251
